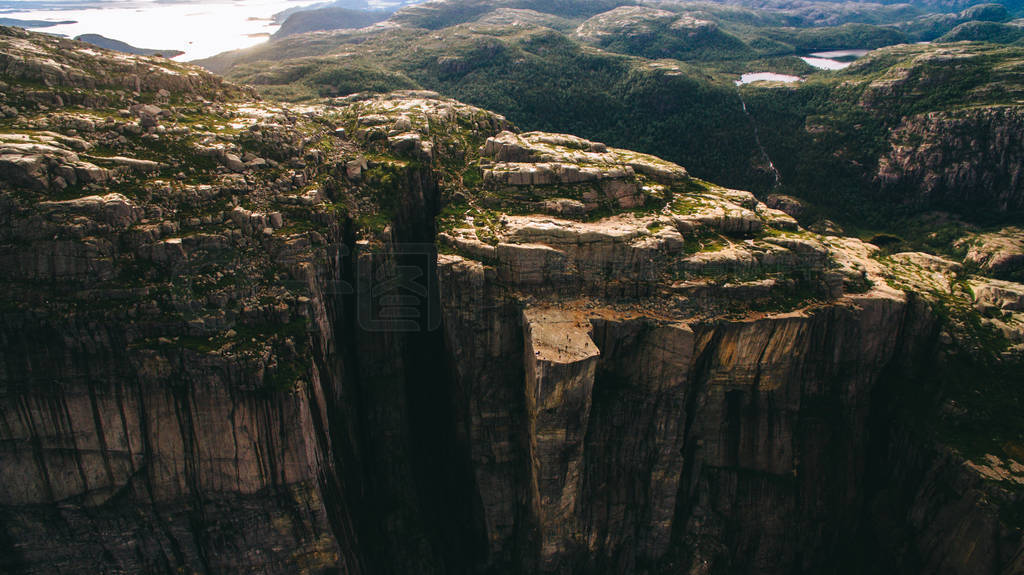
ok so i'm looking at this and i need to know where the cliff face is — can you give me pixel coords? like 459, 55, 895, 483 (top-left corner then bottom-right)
740, 43, 1024, 221
443, 296, 907, 573
877, 106, 1024, 213
0, 27, 1022, 575
856, 45, 1024, 216
0, 26, 355, 573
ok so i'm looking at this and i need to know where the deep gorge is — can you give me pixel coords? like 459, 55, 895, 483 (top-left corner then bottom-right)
0, 25, 1022, 575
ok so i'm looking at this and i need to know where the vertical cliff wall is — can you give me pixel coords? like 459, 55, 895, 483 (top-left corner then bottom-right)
0, 29, 1022, 575
0, 221, 349, 573
437, 266, 919, 573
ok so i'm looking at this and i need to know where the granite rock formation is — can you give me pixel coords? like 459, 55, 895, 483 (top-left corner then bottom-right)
0, 27, 1022, 575
877, 106, 1024, 213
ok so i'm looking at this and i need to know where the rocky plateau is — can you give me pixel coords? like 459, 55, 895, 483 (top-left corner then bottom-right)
0, 25, 1022, 575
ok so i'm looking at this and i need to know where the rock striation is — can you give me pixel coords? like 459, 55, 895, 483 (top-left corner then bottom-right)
877, 106, 1024, 213
957, 226, 1024, 280
0, 26, 1022, 575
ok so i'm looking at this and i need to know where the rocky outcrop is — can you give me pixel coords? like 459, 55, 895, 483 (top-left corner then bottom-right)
0, 135, 109, 191
764, 193, 806, 219
0, 30, 361, 574
436, 247, 975, 574
877, 106, 1024, 213
957, 227, 1024, 280
478, 130, 687, 212
1, 27, 1022, 575
738, 43, 1024, 221
0, 26, 250, 108
572, 6, 751, 60
522, 308, 601, 569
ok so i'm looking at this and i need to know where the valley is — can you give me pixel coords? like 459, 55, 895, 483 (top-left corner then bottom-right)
0, 0, 1022, 573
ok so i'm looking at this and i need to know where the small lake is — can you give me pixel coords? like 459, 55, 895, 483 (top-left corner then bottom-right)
800, 49, 871, 70
809, 49, 871, 59
735, 72, 802, 86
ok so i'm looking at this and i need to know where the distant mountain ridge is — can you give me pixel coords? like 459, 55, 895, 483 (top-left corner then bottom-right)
74, 34, 184, 57
0, 24, 1022, 575
0, 17, 75, 28
273, 7, 393, 38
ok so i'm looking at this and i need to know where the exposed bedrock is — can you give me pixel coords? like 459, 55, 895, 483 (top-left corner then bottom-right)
437, 259, 925, 573
0, 29, 1022, 575
877, 106, 1024, 213
0, 302, 347, 573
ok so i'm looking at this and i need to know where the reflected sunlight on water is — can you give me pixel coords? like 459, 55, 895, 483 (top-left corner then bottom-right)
736, 72, 802, 85
0, 0, 335, 60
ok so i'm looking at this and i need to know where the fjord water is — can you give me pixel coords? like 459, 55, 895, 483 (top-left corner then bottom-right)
736, 72, 802, 85
800, 49, 871, 70
0, 0, 321, 60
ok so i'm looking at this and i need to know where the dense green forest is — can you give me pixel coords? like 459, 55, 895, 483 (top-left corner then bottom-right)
200, 0, 1024, 239
218, 24, 772, 191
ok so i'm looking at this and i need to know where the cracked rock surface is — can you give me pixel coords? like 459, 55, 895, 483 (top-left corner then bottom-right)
0, 26, 1022, 575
